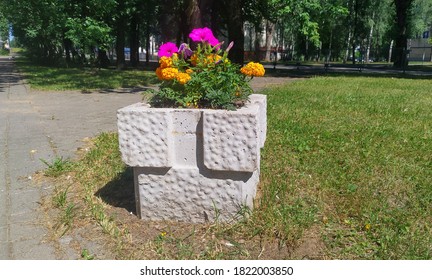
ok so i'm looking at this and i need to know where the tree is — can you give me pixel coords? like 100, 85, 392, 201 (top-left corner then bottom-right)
243, 0, 322, 62
393, 0, 414, 68
316, 0, 349, 62
0, 10, 8, 44
65, 18, 112, 66
223, 0, 245, 64
0, 0, 66, 63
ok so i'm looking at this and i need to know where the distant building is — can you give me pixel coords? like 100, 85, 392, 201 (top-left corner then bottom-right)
409, 27, 432, 62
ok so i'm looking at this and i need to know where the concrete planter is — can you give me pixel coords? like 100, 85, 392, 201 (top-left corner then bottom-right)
117, 94, 267, 223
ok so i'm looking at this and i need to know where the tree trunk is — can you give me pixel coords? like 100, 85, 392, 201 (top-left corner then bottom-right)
254, 22, 262, 61
159, 0, 179, 42
344, 31, 352, 63
186, 0, 202, 29
388, 39, 394, 63
97, 49, 110, 68
264, 20, 275, 61
225, 0, 244, 64
130, 14, 140, 67
64, 38, 72, 66
366, 14, 374, 64
115, 1, 126, 69
145, 22, 151, 64
393, 0, 413, 68
116, 23, 126, 69
199, 0, 215, 27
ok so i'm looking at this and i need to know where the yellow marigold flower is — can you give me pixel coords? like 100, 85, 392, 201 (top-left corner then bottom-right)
206, 54, 222, 64
185, 68, 193, 74
155, 67, 163, 80
161, 67, 179, 80
190, 54, 222, 66
241, 62, 265, 77
159, 56, 173, 69
190, 54, 198, 66
176, 72, 191, 84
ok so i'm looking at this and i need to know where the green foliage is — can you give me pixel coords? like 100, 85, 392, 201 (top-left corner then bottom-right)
410, 0, 432, 36
65, 17, 113, 53
182, 61, 253, 110
0, 0, 65, 63
0, 0, 118, 64
40, 157, 73, 177
0, 10, 8, 43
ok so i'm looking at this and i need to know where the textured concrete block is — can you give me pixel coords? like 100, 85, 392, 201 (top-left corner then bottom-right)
203, 106, 259, 172
250, 94, 267, 148
117, 94, 267, 222
117, 103, 172, 167
134, 167, 259, 223
171, 110, 201, 167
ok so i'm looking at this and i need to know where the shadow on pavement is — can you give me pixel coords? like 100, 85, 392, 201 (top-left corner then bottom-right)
0, 57, 22, 92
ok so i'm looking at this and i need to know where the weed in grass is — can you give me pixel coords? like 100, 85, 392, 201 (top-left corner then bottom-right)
52, 186, 69, 208
81, 249, 95, 260
57, 203, 77, 237
40, 157, 72, 177
62, 203, 76, 226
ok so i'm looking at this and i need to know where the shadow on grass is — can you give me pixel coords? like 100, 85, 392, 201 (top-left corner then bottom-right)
95, 167, 136, 215
15, 57, 160, 91
264, 63, 432, 80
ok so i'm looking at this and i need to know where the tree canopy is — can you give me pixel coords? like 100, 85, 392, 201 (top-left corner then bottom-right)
0, 0, 430, 67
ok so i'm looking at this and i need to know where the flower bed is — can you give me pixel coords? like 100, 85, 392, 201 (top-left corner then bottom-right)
148, 27, 265, 110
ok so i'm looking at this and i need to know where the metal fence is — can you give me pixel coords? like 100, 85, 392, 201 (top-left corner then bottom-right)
409, 47, 432, 62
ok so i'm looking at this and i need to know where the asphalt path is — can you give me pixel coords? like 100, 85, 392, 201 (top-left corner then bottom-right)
0, 56, 142, 259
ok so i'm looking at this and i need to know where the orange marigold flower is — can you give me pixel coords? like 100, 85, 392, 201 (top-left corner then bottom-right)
161, 67, 179, 80
176, 72, 191, 84
240, 62, 265, 77
159, 56, 173, 69
155, 67, 164, 80
185, 68, 193, 74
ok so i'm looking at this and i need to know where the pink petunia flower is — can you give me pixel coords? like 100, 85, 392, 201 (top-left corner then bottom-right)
158, 42, 178, 57
207, 34, 220, 47
189, 27, 220, 47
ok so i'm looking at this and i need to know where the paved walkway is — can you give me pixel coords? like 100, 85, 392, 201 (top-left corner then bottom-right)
0, 56, 143, 259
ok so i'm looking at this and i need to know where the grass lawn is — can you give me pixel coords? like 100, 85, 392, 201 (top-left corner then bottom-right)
15, 58, 158, 91
262, 76, 432, 259
40, 75, 432, 259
